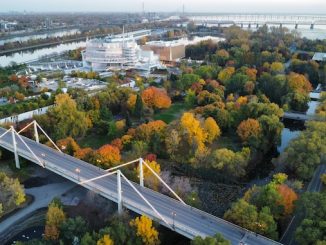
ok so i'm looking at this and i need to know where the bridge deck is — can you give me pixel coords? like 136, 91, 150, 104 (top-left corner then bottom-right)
0, 127, 281, 245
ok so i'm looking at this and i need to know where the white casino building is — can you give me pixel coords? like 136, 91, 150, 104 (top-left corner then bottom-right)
82, 30, 163, 72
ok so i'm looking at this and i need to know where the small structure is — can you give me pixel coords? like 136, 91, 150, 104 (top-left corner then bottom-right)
312, 52, 326, 62
142, 40, 186, 62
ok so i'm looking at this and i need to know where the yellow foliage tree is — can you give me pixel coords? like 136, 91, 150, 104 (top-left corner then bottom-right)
44, 202, 66, 240
97, 235, 114, 245
130, 215, 160, 245
180, 112, 208, 152
203, 117, 221, 143
270, 62, 284, 73
127, 94, 137, 110
136, 160, 161, 191
218, 67, 235, 83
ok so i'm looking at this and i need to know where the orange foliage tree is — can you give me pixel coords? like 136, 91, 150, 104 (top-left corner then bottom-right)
277, 184, 298, 216
96, 144, 121, 168
141, 87, 171, 109
74, 147, 93, 161
237, 118, 261, 143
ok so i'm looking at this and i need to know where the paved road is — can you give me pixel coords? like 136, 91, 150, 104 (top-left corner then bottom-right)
0, 127, 282, 245
0, 182, 74, 239
280, 164, 326, 245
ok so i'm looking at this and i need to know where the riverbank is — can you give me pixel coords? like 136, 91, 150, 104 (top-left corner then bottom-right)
0, 33, 106, 56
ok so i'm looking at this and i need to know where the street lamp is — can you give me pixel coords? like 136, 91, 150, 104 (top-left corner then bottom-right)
75, 168, 81, 181
171, 211, 176, 230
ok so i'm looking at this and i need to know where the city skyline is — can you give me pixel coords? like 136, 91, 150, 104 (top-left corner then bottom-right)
2, 0, 326, 14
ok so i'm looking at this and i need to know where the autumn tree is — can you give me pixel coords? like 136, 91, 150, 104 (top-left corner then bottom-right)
218, 67, 235, 83
141, 87, 171, 110
97, 235, 114, 245
136, 160, 161, 191
277, 184, 298, 216
0, 172, 25, 213
236, 118, 261, 144
129, 215, 160, 245
44, 200, 66, 240
270, 62, 284, 73
56, 137, 80, 155
96, 144, 121, 168
203, 117, 221, 143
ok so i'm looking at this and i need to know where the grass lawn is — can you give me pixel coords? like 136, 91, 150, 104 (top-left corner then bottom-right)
77, 132, 110, 149
153, 102, 188, 123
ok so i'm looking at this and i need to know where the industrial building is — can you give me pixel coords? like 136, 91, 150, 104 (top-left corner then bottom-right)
142, 40, 186, 62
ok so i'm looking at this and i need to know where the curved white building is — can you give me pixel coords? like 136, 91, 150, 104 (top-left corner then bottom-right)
82, 31, 162, 72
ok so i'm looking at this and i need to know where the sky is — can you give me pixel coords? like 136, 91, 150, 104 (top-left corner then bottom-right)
2, 0, 326, 14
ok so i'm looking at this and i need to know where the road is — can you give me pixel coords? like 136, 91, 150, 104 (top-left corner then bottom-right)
280, 164, 326, 245
0, 127, 282, 245
0, 181, 74, 240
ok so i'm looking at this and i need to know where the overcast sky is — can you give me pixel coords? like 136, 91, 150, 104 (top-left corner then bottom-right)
2, 0, 326, 13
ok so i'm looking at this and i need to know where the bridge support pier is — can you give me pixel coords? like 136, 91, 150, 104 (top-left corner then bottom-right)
33, 121, 39, 143
295, 23, 298, 29
11, 127, 20, 169
139, 158, 144, 187
117, 170, 122, 214
310, 23, 314, 30
248, 23, 251, 29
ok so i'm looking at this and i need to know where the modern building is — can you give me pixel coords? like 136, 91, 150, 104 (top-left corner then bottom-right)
82, 30, 163, 72
142, 40, 186, 62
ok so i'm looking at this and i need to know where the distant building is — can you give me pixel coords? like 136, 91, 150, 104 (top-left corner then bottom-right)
0, 20, 17, 32
82, 30, 162, 72
312, 52, 326, 62
142, 40, 186, 62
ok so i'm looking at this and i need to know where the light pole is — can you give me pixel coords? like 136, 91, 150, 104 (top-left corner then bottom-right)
75, 168, 81, 181
171, 211, 176, 230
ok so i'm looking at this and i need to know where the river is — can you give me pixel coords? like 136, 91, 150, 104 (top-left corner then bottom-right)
0, 29, 80, 46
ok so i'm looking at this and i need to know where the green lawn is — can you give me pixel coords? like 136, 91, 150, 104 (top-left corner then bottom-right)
78, 132, 109, 149
154, 102, 188, 123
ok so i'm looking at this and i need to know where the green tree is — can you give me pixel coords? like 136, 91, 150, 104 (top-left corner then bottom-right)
191, 233, 230, 245
295, 192, 326, 245
60, 216, 88, 243
134, 94, 144, 119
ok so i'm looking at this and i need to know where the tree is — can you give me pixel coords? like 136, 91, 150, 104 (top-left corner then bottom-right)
295, 192, 326, 245
136, 160, 161, 191
191, 233, 230, 245
60, 216, 88, 243
281, 121, 326, 180
218, 67, 235, 83
211, 148, 250, 177
56, 137, 80, 155
276, 184, 298, 216
270, 62, 284, 73
96, 144, 121, 168
44, 200, 66, 240
0, 172, 25, 212
134, 94, 144, 118
224, 199, 278, 240
237, 118, 261, 144
141, 87, 171, 110
321, 174, 326, 185
97, 235, 114, 245
81, 232, 97, 245
47, 93, 92, 140
129, 215, 160, 245
203, 117, 221, 143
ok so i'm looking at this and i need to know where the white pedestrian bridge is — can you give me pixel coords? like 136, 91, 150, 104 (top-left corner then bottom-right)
0, 121, 282, 245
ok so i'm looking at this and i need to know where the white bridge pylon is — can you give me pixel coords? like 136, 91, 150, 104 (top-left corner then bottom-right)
1, 120, 185, 229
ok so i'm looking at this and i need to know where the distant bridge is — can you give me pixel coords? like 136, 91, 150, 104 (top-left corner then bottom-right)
0, 121, 282, 245
189, 14, 326, 29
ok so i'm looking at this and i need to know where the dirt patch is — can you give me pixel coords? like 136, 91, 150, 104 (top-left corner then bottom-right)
196, 180, 245, 217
